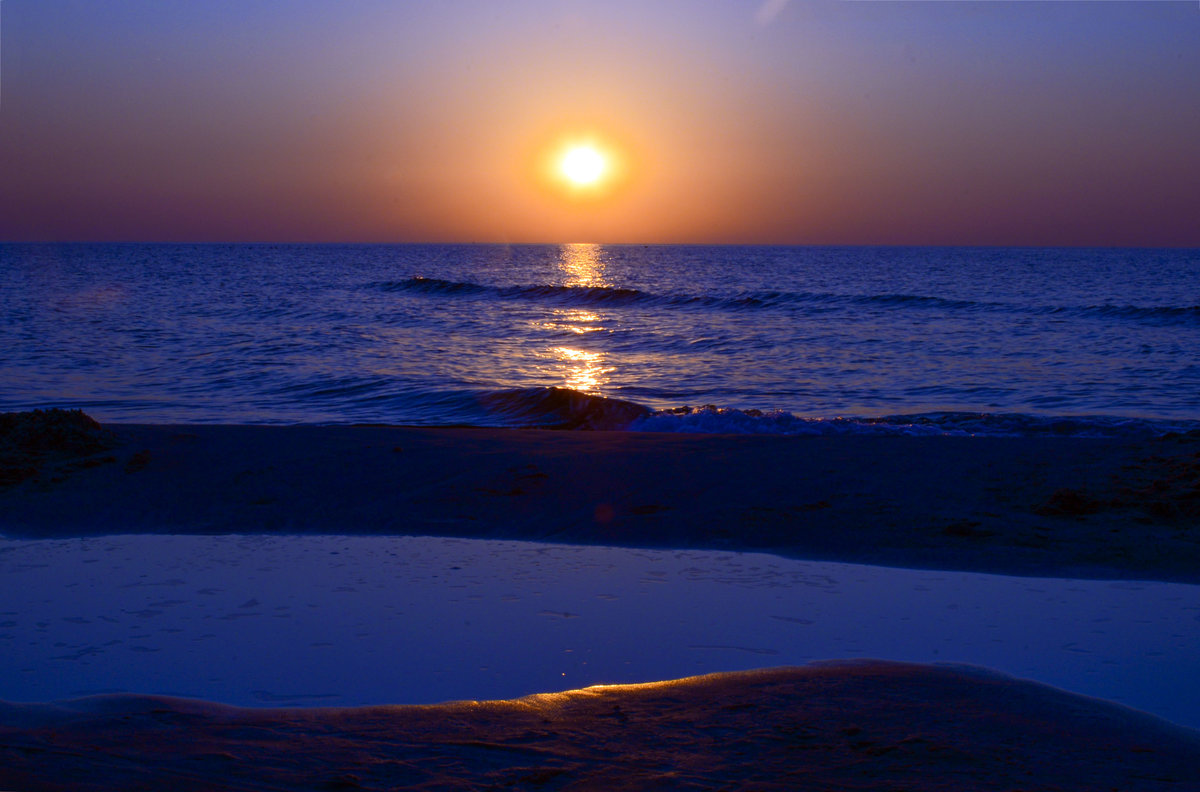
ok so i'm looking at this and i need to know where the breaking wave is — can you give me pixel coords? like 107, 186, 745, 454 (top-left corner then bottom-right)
473, 387, 649, 430
376, 278, 1200, 326
630, 405, 1200, 438
459, 388, 1200, 438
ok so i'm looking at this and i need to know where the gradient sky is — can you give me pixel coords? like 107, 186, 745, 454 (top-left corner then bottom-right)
1, 0, 1197, 245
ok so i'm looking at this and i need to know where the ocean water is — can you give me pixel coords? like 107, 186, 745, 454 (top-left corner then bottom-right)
2, 243, 1199, 436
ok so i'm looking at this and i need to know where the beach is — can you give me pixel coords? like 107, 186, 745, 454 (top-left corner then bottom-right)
6, 421, 1200, 581
2, 418, 1199, 790
6, 0, 1200, 785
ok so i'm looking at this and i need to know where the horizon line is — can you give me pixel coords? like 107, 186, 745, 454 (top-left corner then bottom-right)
3, 240, 1199, 251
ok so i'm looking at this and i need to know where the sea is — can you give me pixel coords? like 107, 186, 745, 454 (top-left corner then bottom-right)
3, 243, 1199, 437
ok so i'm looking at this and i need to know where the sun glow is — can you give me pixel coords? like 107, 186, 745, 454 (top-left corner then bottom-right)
522, 129, 634, 207
560, 145, 606, 186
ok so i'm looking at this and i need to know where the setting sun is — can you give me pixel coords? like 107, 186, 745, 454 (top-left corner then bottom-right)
560, 145, 606, 186
521, 127, 637, 212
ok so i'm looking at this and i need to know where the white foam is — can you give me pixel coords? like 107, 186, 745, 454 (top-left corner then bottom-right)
631, 407, 1197, 437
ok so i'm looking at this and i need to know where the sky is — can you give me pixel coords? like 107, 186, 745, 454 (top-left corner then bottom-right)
0, 0, 1197, 246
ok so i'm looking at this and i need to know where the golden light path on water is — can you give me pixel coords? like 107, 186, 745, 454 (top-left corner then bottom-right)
558, 242, 605, 287
539, 243, 614, 395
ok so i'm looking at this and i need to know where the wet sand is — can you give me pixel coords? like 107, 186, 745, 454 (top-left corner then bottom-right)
4, 422, 1200, 582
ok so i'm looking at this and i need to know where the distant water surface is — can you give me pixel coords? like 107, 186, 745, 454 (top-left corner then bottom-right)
3, 243, 1198, 435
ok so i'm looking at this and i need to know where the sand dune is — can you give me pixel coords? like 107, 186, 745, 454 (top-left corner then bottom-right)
3, 662, 1199, 792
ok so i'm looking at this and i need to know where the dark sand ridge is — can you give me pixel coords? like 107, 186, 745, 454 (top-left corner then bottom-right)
4, 414, 1200, 790
3, 662, 1200, 791
3, 421, 1199, 582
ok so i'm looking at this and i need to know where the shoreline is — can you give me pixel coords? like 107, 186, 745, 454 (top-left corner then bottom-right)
5, 533, 1195, 724
3, 422, 1199, 583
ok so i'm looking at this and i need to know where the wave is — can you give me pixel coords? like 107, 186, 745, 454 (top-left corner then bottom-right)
375, 278, 1200, 326
375, 276, 979, 313
457, 387, 1199, 438
1068, 304, 1200, 324
630, 405, 1198, 438
474, 387, 650, 430
378, 278, 660, 308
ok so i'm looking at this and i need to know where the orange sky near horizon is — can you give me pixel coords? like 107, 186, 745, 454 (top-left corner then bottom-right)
1, 1, 1198, 246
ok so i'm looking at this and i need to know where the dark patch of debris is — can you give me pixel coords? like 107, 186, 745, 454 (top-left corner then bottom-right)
0, 409, 118, 488
1113, 451, 1200, 522
1035, 488, 1105, 517
1036, 447, 1200, 524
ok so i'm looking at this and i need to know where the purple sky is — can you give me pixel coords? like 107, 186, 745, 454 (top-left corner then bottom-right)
1, 0, 1197, 245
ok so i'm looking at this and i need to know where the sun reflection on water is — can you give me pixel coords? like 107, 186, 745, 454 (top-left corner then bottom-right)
558, 242, 607, 287
540, 244, 614, 394
550, 346, 612, 394
538, 309, 603, 335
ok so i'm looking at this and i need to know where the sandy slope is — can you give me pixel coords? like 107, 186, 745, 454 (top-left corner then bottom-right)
3, 662, 1199, 792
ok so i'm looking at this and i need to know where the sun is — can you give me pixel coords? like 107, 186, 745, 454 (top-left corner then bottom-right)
560, 145, 606, 186
524, 130, 632, 203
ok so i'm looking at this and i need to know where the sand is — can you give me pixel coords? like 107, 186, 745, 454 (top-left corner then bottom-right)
3, 662, 1200, 791
3, 422, 1200, 582
2, 418, 1199, 790
4, 534, 1197, 724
